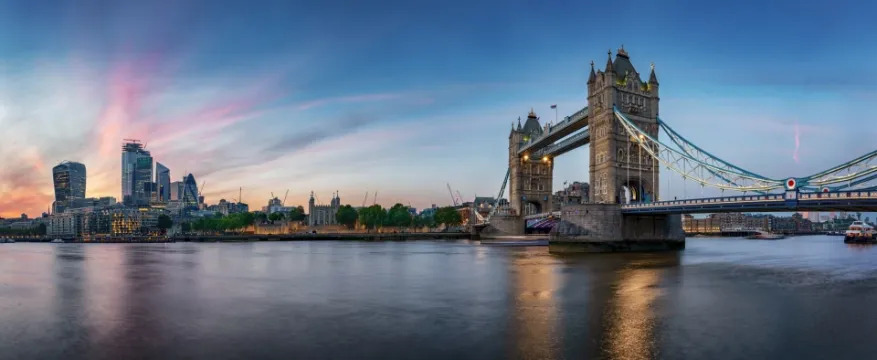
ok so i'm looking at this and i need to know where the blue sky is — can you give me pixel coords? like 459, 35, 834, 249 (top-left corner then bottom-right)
1, 0, 876, 217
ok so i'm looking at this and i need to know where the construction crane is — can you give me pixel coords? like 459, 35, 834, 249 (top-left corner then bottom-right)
446, 183, 458, 206
373, 191, 378, 205
362, 192, 369, 207
282, 190, 289, 207
455, 190, 464, 205
198, 181, 206, 203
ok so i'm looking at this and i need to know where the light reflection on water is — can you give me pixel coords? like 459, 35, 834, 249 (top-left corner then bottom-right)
1, 236, 876, 359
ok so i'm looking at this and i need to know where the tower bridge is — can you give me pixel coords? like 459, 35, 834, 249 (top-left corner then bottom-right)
476, 46, 877, 253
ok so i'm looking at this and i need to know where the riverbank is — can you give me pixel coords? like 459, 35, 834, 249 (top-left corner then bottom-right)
6, 232, 472, 243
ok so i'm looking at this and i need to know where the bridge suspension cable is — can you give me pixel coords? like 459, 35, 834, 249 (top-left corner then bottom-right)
486, 168, 511, 220
798, 150, 877, 188
613, 107, 786, 193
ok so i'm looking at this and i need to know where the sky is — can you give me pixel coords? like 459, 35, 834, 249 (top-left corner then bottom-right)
1, 0, 876, 218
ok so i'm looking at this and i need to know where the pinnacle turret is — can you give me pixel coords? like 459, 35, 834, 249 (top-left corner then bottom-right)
648, 62, 659, 85
587, 60, 596, 84
604, 49, 614, 73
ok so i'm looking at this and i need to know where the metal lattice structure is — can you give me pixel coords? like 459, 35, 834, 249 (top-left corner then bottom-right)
614, 107, 785, 193
616, 107, 877, 195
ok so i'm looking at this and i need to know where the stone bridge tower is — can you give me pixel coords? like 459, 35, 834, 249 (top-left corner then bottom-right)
588, 46, 661, 204
508, 110, 554, 216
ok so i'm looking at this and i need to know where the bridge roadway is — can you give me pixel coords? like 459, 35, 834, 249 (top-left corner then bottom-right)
621, 190, 877, 214
515, 190, 877, 220
518, 106, 589, 156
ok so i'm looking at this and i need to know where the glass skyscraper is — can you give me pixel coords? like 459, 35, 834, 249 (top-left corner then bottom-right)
156, 163, 171, 202
121, 140, 153, 206
52, 161, 86, 210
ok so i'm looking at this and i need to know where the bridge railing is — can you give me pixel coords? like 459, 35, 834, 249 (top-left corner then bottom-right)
620, 190, 877, 210
621, 194, 785, 209
798, 191, 877, 200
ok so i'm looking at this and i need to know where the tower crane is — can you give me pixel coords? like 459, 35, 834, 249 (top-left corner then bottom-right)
282, 190, 289, 207
446, 183, 459, 206
373, 191, 378, 205
362, 192, 369, 207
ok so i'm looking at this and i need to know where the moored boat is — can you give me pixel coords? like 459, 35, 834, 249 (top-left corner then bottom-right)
844, 221, 876, 244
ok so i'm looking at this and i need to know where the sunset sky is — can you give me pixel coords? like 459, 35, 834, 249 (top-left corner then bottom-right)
1, 0, 876, 218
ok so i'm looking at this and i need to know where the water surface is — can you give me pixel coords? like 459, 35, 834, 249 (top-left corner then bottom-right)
2, 236, 876, 359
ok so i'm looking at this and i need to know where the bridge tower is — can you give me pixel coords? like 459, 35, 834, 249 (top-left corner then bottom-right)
550, 46, 683, 253
588, 46, 660, 204
509, 110, 554, 216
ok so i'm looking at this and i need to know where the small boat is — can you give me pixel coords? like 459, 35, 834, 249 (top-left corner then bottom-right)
844, 221, 876, 244
746, 231, 785, 240
0, 238, 15, 243
51, 239, 64, 243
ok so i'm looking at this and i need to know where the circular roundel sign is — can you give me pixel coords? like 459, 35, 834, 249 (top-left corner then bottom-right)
822, 187, 830, 193
786, 178, 797, 190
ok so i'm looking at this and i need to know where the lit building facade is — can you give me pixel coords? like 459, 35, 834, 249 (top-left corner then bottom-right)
308, 191, 341, 226
156, 163, 171, 202
52, 161, 87, 213
121, 140, 153, 206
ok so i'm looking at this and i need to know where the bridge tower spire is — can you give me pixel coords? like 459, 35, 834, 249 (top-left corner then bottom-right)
588, 46, 660, 204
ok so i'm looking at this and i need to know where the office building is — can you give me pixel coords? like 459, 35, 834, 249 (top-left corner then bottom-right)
156, 163, 171, 202
121, 140, 153, 206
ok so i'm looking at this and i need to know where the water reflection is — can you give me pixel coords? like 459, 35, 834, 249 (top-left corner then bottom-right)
52, 245, 90, 357
602, 256, 677, 360
508, 249, 560, 359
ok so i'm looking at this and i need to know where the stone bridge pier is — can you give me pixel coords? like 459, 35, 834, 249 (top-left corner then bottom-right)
549, 204, 684, 253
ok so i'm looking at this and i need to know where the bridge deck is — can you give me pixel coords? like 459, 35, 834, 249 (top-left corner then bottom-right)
518, 106, 588, 155
535, 128, 590, 158
620, 191, 877, 214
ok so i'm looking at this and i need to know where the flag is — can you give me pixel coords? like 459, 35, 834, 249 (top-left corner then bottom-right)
550, 104, 557, 109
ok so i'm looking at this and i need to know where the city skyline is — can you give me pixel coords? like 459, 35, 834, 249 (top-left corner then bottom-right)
2, 1, 877, 218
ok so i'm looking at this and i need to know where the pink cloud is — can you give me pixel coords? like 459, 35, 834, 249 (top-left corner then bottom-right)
793, 123, 801, 163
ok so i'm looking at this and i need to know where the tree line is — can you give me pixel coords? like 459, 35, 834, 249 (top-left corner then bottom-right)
176, 203, 463, 234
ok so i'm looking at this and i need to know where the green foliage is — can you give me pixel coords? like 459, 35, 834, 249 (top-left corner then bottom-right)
181, 222, 191, 233
387, 203, 412, 227
288, 206, 306, 221
357, 205, 387, 229
268, 212, 285, 222
434, 206, 462, 227
335, 205, 358, 229
190, 212, 256, 233
157, 214, 173, 230
0, 225, 45, 236
255, 212, 268, 223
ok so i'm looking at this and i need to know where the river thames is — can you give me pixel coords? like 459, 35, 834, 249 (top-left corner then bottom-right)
2, 236, 877, 359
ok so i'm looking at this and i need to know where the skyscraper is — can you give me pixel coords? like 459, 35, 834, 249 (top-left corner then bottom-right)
52, 161, 86, 213
156, 163, 171, 202
52, 161, 86, 202
121, 140, 153, 206
170, 181, 184, 201
181, 173, 200, 209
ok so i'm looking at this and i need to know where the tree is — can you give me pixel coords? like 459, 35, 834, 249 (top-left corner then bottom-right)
434, 206, 462, 228
358, 205, 387, 230
288, 206, 306, 221
268, 212, 285, 222
181, 222, 191, 233
37, 223, 47, 236
387, 203, 412, 228
157, 214, 173, 234
335, 205, 358, 229
255, 212, 268, 223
